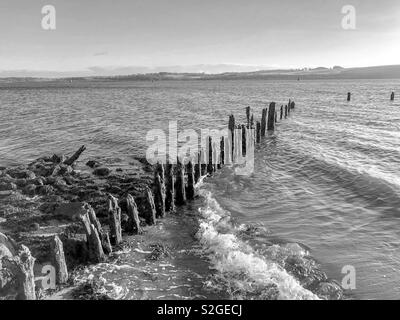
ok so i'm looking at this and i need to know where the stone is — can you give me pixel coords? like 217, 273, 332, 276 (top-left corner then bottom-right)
23, 184, 36, 196
86, 160, 101, 168
93, 167, 111, 177
316, 281, 343, 300
36, 185, 55, 196
0, 182, 17, 191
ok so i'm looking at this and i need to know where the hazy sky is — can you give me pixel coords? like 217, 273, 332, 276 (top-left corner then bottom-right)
1, 0, 400, 76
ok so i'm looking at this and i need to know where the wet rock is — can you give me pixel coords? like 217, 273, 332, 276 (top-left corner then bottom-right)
58, 165, 73, 175
0, 232, 36, 300
54, 202, 88, 221
93, 167, 111, 177
50, 154, 66, 164
315, 281, 343, 300
36, 185, 55, 196
23, 184, 36, 196
15, 179, 27, 188
116, 168, 123, 172
29, 222, 40, 231
7, 169, 36, 180
86, 160, 101, 169
0, 182, 17, 191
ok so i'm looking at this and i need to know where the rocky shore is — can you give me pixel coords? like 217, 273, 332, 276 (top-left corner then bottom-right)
0, 145, 159, 299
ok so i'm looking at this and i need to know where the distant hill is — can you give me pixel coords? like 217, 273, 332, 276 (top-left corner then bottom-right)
1, 65, 400, 82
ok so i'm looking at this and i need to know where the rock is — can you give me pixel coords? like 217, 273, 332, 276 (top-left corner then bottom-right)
0, 232, 36, 300
6, 169, 36, 180
0, 182, 17, 191
93, 167, 111, 177
54, 202, 88, 221
58, 165, 73, 175
316, 281, 343, 300
15, 179, 27, 188
116, 168, 123, 172
50, 154, 66, 164
86, 160, 101, 168
23, 184, 36, 196
29, 223, 40, 231
36, 185, 55, 196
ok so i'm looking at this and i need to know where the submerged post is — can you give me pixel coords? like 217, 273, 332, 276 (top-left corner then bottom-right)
280, 105, 283, 120
391, 92, 395, 101
228, 115, 235, 157
290, 101, 295, 109
241, 124, 246, 156
220, 136, 225, 166
207, 136, 213, 174
284, 105, 288, 118
267, 102, 276, 131
256, 121, 261, 143
347, 92, 351, 101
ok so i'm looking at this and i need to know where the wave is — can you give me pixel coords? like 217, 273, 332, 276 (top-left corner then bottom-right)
195, 188, 323, 300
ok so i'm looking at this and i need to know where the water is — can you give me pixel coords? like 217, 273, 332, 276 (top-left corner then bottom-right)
1, 79, 400, 299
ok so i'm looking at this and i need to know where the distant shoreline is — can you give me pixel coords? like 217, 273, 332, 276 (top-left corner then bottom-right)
1, 64, 400, 81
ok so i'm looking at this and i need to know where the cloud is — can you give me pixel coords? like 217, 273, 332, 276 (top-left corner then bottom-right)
93, 52, 108, 56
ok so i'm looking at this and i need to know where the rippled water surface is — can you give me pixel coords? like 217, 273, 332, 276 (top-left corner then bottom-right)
1, 79, 400, 299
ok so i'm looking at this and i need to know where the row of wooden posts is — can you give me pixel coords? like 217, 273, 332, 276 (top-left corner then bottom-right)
347, 92, 395, 101
82, 100, 296, 264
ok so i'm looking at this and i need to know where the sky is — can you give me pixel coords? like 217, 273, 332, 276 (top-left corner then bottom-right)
0, 0, 400, 76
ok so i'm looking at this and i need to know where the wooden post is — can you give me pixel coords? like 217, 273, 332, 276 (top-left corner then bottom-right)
207, 136, 213, 174
246, 106, 251, 128
186, 161, 195, 200
347, 92, 351, 101
194, 153, 201, 183
154, 173, 166, 218
50, 235, 68, 284
280, 105, 283, 119
274, 110, 277, 123
108, 195, 122, 245
228, 115, 235, 158
256, 121, 261, 143
261, 108, 267, 137
145, 187, 157, 225
165, 163, 175, 213
79, 207, 105, 262
267, 102, 276, 131
285, 105, 288, 118
175, 160, 186, 205
241, 124, 246, 156
87, 204, 112, 254
391, 92, 395, 101
250, 114, 254, 129
290, 101, 295, 109
63, 145, 86, 166
126, 194, 142, 234
200, 149, 207, 176
220, 136, 225, 166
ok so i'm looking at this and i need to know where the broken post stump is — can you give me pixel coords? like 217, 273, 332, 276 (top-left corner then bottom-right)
186, 161, 195, 200
241, 125, 246, 156
154, 173, 166, 218
194, 154, 201, 183
63, 145, 86, 166
267, 102, 276, 131
86, 204, 112, 255
50, 235, 69, 285
256, 121, 261, 143
347, 92, 351, 101
165, 163, 176, 213
280, 105, 283, 119
246, 106, 251, 128
290, 101, 295, 109
108, 195, 122, 245
285, 105, 288, 118
145, 187, 157, 225
261, 108, 267, 137
126, 194, 143, 234
175, 161, 186, 205
220, 136, 225, 166
207, 137, 213, 174
391, 92, 395, 101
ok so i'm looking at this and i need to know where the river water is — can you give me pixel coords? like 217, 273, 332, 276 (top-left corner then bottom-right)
1, 79, 399, 299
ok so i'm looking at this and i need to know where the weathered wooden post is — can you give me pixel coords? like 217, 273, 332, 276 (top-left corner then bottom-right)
280, 105, 283, 119
194, 153, 201, 183
108, 194, 122, 245
207, 136, 213, 174
126, 194, 142, 234
220, 136, 225, 166
154, 173, 166, 218
391, 92, 395, 101
228, 115, 235, 157
200, 149, 207, 176
347, 92, 351, 101
285, 105, 288, 118
186, 161, 195, 200
274, 110, 277, 123
165, 163, 175, 213
145, 187, 157, 225
261, 108, 267, 137
250, 114, 254, 129
267, 102, 276, 131
290, 101, 295, 109
175, 160, 186, 205
86, 204, 112, 255
256, 121, 261, 143
241, 124, 246, 156
246, 106, 251, 128
50, 235, 69, 284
